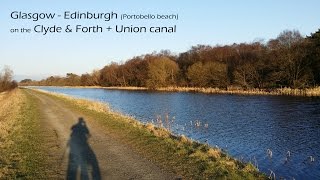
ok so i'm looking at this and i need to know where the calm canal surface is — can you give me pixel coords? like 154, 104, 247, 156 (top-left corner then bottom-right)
36, 87, 320, 179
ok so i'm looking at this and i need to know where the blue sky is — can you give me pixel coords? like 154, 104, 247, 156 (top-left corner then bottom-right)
1, 0, 319, 80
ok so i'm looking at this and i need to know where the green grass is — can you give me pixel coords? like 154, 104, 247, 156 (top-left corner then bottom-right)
1, 90, 47, 179
32, 89, 267, 179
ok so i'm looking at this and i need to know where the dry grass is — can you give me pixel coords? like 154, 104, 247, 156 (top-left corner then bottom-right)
0, 90, 25, 178
256, 86, 320, 96
207, 148, 221, 159
102, 86, 147, 91
0, 89, 47, 179
0, 90, 23, 142
32, 88, 109, 113
158, 86, 320, 97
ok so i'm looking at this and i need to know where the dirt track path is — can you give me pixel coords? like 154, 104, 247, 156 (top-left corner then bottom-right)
25, 89, 177, 180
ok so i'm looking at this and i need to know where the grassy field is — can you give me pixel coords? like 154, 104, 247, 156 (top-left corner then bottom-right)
0, 89, 47, 179
33, 89, 266, 179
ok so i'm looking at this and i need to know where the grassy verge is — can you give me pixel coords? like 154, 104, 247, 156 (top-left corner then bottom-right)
0, 89, 46, 179
31, 89, 266, 179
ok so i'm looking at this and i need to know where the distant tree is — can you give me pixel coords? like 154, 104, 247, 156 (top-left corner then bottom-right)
10, 80, 18, 89
19, 79, 34, 86
45, 76, 59, 86
187, 61, 227, 88
205, 61, 228, 88
0, 66, 17, 92
80, 70, 101, 86
146, 57, 179, 89
268, 30, 312, 88
233, 42, 269, 88
176, 47, 201, 76
289, 40, 313, 88
90, 70, 101, 86
277, 30, 302, 47
100, 62, 121, 86
306, 29, 320, 85
186, 62, 207, 87
20, 79, 32, 83
0, 66, 13, 85
234, 63, 256, 88
66, 73, 81, 86
80, 73, 94, 86
121, 57, 148, 87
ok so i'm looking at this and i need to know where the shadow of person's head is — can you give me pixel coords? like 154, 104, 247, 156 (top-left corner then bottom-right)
78, 117, 86, 126
70, 117, 90, 140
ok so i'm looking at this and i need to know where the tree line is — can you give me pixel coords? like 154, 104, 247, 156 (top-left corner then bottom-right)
0, 66, 18, 92
21, 29, 320, 89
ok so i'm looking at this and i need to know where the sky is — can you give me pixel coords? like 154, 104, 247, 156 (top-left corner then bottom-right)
0, 0, 320, 81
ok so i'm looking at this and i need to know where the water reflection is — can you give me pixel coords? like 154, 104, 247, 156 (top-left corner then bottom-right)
67, 117, 101, 180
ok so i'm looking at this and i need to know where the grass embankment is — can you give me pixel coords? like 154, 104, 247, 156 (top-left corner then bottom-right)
33, 89, 266, 179
0, 89, 46, 179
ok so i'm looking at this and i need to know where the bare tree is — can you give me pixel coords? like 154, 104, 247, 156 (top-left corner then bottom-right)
0, 66, 17, 92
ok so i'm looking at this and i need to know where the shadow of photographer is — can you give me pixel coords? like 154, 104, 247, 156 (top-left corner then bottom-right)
66, 117, 101, 180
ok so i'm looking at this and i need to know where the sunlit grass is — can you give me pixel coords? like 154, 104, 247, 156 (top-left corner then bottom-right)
0, 90, 21, 178
0, 89, 46, 179
34, 88, 109, 113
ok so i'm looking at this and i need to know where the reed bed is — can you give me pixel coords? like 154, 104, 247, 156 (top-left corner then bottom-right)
103, 86, 148, 91
158, 86, 320, 97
